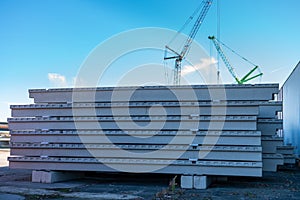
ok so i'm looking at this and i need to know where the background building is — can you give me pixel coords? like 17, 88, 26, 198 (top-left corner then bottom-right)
280, 62, 300, 156
0, 122, 9, 148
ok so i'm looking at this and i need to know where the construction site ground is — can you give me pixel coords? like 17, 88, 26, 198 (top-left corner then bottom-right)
1, 149, 300, 200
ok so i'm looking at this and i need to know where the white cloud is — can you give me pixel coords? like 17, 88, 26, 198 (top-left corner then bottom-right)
271, 66, 285, 73
48, 73, 68, 87
181, 57, 218, 76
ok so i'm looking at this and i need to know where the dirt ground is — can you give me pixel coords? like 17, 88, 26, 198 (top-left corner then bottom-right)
0, 149, 300, 200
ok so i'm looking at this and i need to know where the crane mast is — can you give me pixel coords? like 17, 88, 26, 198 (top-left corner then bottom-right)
164, 0, 213, 85
208, 36, 263, 84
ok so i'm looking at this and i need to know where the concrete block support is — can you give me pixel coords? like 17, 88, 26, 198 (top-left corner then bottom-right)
194, 176, 213, 189
180, 175, 193, 189
32, 170, 43, 183
32, 170, 84, 183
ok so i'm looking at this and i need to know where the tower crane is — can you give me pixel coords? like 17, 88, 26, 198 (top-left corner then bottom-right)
164, 0, 213, 85
208, 36, 263, 84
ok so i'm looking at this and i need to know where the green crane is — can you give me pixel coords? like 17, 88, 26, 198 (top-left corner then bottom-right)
208, 36, 263, 84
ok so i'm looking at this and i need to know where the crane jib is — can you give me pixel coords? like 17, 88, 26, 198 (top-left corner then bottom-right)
164, 0, 213, 85
208, 36, 263, 84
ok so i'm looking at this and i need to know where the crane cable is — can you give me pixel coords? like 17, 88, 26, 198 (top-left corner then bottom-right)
167, 1, 205, 46
214, 37, 262, 74
214, 0, 262, 82
165, 0, 206, 85
163, 51, 170, 84
217, 0, 220, 83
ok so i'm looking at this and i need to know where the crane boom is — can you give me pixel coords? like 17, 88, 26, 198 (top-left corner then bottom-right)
208, 36, 241, 84
180, 0, 213, 58
164, 0, 213, 85
208, 36, 263, 84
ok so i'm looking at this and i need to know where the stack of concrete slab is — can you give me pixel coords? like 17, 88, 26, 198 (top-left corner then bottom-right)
258, 101, 296, 169
258, 102, 285, 171
0, 122, 9, 148
277, 146, 296, 165
8, 84, 286, 188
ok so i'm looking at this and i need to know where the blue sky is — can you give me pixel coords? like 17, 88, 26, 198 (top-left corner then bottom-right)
1, 0, 300, 121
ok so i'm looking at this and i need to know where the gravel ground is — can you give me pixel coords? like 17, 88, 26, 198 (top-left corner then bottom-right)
0, 167, 299, 200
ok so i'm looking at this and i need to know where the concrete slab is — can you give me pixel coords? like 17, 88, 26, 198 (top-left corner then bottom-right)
8, 115, 257, 131
11, 101, 260, 117
9, 158, 263, 177
262, 137, 283, 153
257, 119, 283, 136
10, 131, 262, 145
10, 144, 262, 161
283, 155, 296, 164
258, 101, 282, 118
262, 154, 284, 172
277, 146, 295, 155
28, 84, 279, 103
